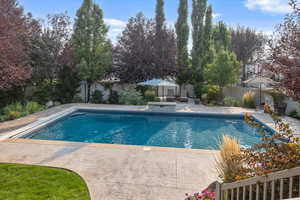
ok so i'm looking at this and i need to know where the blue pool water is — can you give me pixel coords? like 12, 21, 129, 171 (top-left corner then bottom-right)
26, 110, 265, 150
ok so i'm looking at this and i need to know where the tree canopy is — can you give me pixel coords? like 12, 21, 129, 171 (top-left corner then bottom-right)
0, 0, 39, 89
231, 25, 265, 84
191, 0, 207, 86
263, 0, 300, 101
206, 48, 240, 89
114, 12, 177, 83
175, 0, 190, 87
72, 0, 112, 102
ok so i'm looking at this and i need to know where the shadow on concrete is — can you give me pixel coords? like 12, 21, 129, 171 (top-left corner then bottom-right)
38, 143, 86, 164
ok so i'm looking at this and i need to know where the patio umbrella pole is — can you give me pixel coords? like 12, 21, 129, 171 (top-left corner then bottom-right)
162, 86, 164, 102
259, 83, 262, 106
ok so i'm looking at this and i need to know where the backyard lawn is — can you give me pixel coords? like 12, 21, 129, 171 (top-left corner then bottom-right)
0, 163, 90, 200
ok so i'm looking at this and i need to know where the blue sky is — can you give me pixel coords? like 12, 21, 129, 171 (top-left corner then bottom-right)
19, 0, 291, 43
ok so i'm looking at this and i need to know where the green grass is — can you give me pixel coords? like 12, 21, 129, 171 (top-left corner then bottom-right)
0, 163, 90, 200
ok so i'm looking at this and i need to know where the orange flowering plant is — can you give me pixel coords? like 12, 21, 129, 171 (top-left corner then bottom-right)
241, 104, 300, 178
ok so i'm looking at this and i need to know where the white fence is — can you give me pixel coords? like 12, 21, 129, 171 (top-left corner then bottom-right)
223, 86, 300, 115
216, 167, 300, 200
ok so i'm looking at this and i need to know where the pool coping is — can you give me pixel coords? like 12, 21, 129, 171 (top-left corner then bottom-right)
0, 105, 276, 151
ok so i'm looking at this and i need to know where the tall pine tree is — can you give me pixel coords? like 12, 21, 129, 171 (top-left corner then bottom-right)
202, 5, 213, 70
155, 0, 167, 78
191, 0, 207, 97
155, 0, 166, 37
72, 0, 112, 102
203, 5, 212, 56
176, 0, 190, 95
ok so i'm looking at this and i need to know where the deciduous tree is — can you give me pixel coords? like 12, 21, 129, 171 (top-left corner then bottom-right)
206, 48, 240, 98
30, 13, 71, 91
212, 21, 231, 50
72, 0, 112, 102
55, 44, 80, 103
0, 0, 39, 89
114, 13, 177, 83
263, 0, 300, 101
231, 26, 265, 85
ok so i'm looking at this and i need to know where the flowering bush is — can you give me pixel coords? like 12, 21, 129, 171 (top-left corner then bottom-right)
242, 105, 300, 177
185, 183, 216, 200
217, 104, 300, 184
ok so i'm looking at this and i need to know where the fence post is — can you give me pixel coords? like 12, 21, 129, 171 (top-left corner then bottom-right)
216, 182, 222, 200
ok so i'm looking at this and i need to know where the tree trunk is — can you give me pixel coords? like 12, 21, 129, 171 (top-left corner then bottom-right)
242, 64, 246, 87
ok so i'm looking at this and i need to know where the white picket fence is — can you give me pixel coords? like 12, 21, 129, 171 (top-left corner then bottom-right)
216, 167, 300, 200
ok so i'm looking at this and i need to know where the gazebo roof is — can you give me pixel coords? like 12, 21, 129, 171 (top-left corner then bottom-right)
137, 79, 178, 87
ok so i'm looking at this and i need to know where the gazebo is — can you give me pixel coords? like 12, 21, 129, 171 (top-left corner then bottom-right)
137, 79, 178, 99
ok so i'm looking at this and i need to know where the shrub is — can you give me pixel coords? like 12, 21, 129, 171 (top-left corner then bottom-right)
270, 90, 285, 105
223, 97, 241, 107
144, 90, 156, 102
0, 102, 44, 121
6, 111, 23, 120
3, 102, 23, 115
108, 91, 119, 104
220, 108, 300, 184
91, 90, 103, 104
55, 66, 80, 104
201, 85, 221, 105
31, 81, 55, 105
72, 94, 85, 103
288, 110, 299, 118
242, 109, 300, 178
242, 91, 256, 108
216, 135, 244, 183
25, 102, 45, 114
119, 88, 145, 105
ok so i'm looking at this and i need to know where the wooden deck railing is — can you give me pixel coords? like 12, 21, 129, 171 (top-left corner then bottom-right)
216, 167, 300, 200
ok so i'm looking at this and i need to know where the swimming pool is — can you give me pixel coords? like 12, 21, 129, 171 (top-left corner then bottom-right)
22, 110, 267, 150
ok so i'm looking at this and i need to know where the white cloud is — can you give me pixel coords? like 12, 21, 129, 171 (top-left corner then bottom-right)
212, 13, 221, 19
245, 0, 292, 14
104, 18, 127, 27
104, 18, 127, 44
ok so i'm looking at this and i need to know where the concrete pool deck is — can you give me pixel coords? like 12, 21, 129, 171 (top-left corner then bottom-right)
0, 103, 299, 200
0, 139, 219, 200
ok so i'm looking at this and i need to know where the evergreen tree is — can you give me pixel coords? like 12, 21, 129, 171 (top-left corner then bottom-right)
72, 0, 112, 102
175, 0, 190, 94
155, 0, 166, 36
202, 5, 214, 72
154, 0, 175, 78
191, 0, 207, 97
203, 5, 212, 56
